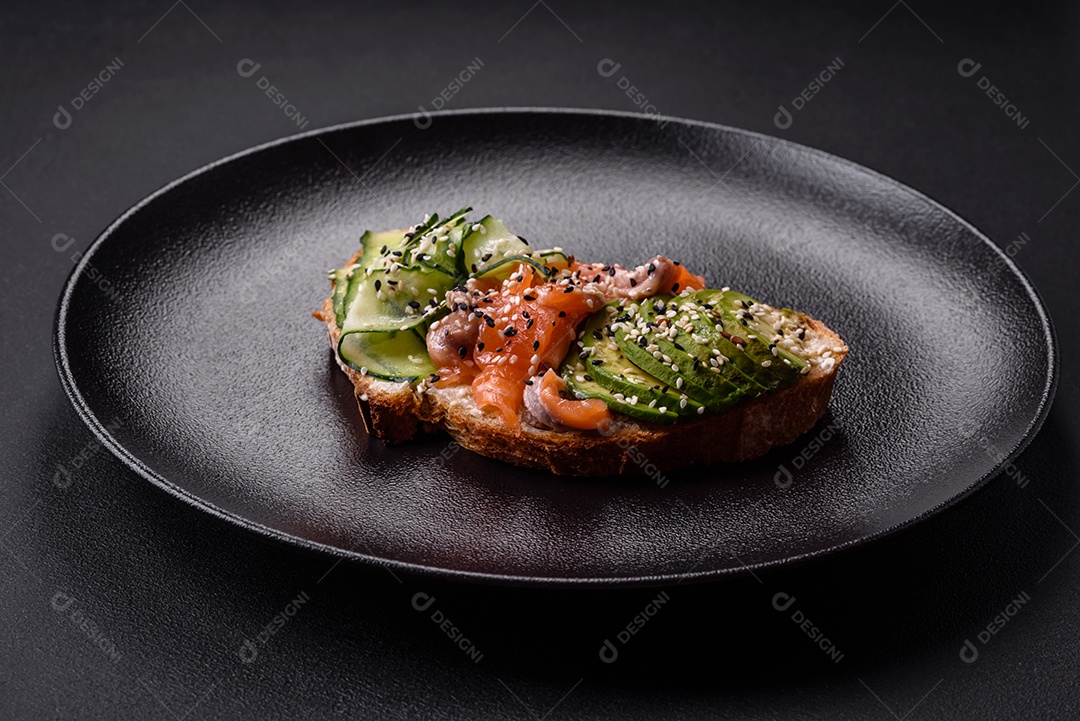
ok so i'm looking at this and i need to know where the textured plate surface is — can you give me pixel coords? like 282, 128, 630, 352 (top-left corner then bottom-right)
54, 109, 1056, 587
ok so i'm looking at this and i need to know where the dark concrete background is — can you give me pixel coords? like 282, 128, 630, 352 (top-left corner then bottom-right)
2, 1, 1078, 718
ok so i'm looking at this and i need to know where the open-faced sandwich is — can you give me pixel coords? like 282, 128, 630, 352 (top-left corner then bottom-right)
314, 209, 848, 476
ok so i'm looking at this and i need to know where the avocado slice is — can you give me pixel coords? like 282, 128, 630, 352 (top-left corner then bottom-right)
563, 372, 682, 425
562, 304, 704, 418
613, 297, 748, 413
645, 295, 770, 398
696, 289, 807, 385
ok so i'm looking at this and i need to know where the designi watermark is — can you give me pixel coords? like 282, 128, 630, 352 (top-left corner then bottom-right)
774, 57, 845, 130
597, 418, 670, 487
414, 58, 484, 129
51, 590, 122, 664
959, 590, 1031, 663
957, 59, 1030, 131
53, 416, 123, 489
237, 59, 310, 130
596, 59, 671, 129
599, 591, 671, 663
772, 592, 844, 663
52, 233, 122, 302
774, 420, 841, 489
238, 591, 310, 663
957, 419, 1029, 489
412, 592, 483, 663
53, 57, 124, 130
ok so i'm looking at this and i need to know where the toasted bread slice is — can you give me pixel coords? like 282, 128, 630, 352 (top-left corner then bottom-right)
314, 273, 848, 476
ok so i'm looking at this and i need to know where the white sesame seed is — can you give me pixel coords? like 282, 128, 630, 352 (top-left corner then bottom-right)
697, 406, 705, 415
762, 360, 772, 367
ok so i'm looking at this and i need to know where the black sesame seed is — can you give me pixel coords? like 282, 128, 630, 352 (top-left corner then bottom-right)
592, 274, 601, 283
579, 351, 589, 360
504, 327, 518, 337
523, 294, 537, 301
592, 359, 603, 366
484, 316, 495, 327
533, 340, 540, 350
673, 342, 685, 351
524, 379, 533, 386
630, 278, 637, 287
672, 283, 680, 293
648, 263, 656, 275
374, 279, 382, 291
592, 330, 603, 340
477, 342, 485, 351
480, 252, 492, 262
457, 346, 467, 358
473, 310, 484, 317
583, 374, 594, 382
563, 285, 575, 293
408, 300, 421, 309
608, 267, 616, 276
558, 311, 567, 318
526, 319, 534, 329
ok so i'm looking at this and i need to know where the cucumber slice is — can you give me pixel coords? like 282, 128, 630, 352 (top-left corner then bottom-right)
408, 208, 471, 276
356, 228, 410, 274
338, 329, 436, 381
461, 216, 533, 276
341, 267, 456, 334
330, 266, 355, 328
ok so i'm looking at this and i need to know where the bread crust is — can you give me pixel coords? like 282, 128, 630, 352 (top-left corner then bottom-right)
314, 279, 848, 476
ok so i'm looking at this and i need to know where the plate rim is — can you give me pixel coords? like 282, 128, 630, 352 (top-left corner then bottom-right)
53, 106, 1060, 588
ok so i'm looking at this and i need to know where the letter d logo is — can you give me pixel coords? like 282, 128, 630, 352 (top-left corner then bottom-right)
957, 58, 982, 78
238, 639, 258, 663
959, 638, 979, 663
414, 106, 432, 130
774, 464, 793, 489
53, 465, 72, 489
236, 58, 261, 78
412, 592, 435, 612
53, 105, 72, 130
51, 591, 74, 613
773, 105, 793, 130
597, 58, 621, 78
599, 638, 619, 663
772, 592, 796, 612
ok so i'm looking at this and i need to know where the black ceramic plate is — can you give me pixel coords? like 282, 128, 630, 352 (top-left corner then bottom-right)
55, 109, 1056, 587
